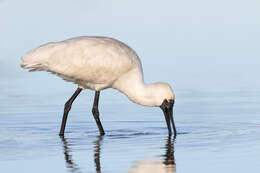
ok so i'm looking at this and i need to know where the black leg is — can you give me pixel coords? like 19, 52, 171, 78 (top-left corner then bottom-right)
92, 91, 105, 135
59, 88, 82, 136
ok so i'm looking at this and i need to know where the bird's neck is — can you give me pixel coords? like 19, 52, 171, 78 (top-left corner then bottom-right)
112, 68, 157, 107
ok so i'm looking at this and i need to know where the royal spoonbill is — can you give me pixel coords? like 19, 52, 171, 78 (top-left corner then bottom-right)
21, 36, 176, 136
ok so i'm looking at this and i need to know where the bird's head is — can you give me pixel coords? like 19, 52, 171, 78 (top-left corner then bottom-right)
151, 82, 176, 136
151, 82, 174, 106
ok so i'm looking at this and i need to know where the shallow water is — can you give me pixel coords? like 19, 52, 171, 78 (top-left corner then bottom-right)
1, 0, 260, 172
1, 74, 260, 173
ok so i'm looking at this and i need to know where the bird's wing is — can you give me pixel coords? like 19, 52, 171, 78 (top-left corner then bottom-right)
21, 37, 138, 84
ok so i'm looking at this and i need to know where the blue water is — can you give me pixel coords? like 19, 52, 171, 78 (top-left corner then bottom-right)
1, 73, 260, 172
1, 0, 260, 172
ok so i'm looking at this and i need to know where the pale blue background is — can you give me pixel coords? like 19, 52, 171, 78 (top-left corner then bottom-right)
1, 0, 260, 90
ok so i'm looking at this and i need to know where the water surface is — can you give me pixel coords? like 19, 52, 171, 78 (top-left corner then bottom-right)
1, 75, 260, 173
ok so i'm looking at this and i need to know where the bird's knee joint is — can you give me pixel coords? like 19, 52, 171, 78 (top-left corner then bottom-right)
64, 101, 72, 111
92, 107, 99, 115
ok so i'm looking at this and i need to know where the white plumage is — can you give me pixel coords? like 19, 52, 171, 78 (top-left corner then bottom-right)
21, 36, 176, 136
21, 36, 174, 106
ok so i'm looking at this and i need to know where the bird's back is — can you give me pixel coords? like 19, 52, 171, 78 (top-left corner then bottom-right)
21, 36, 142, 90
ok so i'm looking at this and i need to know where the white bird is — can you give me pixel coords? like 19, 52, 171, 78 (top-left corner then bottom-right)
21, 36, 176, 136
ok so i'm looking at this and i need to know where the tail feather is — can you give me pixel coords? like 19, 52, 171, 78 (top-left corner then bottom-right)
20, 63, 48, 72
21, 42, 57, 72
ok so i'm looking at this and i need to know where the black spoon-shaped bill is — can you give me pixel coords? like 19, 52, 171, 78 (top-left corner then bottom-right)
160, 99, 176, 137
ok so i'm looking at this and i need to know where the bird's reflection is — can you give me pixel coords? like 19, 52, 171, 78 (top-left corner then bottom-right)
93, 136, 103, 173
163, 135, 175, 166
61, 135, 175, 173
60, 135, 103, 173
60, 136, 82, 173
129, 135, 176, 173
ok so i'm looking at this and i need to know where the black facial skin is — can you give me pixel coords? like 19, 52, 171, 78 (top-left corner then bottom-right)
160, 99, 176, 137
